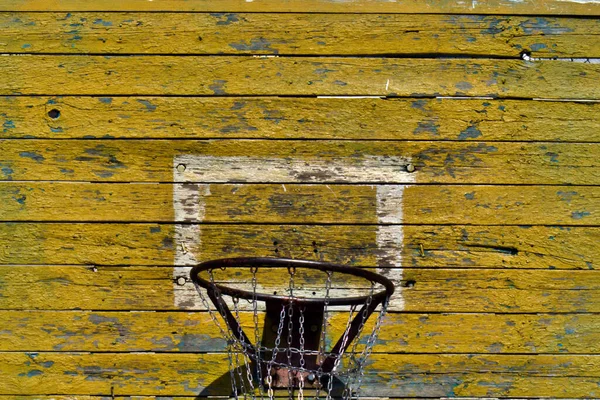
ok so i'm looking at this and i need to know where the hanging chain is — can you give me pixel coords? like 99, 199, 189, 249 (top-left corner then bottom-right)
207, 269, 239, 399
287, 266, 296, 399
251, 266, 264, 399
354, 296, 390, 400
266, 303, 286, 399
232, 295, 256, 399
317, 271, 332, 400
344, 282, 375, 399
298, 306, 306, 400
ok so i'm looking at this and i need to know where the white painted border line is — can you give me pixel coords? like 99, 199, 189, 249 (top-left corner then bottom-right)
172, 155, 415, 311
173, 154, 414, 183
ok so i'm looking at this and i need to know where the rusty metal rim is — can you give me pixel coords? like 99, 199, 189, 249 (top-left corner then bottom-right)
190, 257, 395, 306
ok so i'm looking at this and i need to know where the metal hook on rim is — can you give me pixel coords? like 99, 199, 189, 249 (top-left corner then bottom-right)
288, 265, 296, 275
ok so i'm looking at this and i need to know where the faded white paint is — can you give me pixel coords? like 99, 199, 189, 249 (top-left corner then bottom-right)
172, 156, 415, 311
173, 154, 414, 183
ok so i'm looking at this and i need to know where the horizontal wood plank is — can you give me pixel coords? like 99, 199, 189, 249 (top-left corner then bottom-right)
2, 310, 597, 354
1, 223, 595, 270
2, 0, 600, 15
1, 56, 600, 99
3, 96, 600, 142
1, 352, 599, 397
1, 266, 598, 312
1, 183, 598, 225
0, 140, 597, 184
2, 13, 600, 58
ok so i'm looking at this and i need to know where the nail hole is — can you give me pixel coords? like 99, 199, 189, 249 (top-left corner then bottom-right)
312, 241, 317, 246
198, 36, 203, 41
520, 50, 532, 61
273, 291, 278, 295
405, 280, 416, 288
273, 240, 278, 246
274, 248, 279, 253
48, 109, 60, 119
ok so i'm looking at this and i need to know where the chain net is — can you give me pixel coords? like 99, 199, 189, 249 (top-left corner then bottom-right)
191, 258, 393, 400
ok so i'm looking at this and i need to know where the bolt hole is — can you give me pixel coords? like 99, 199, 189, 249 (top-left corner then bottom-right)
274, 248, 279, 253
273, 291, 278, 295
273, 240, 278, 246
48, 109, 60, 119
520, 50, 532, 61
312, 291, 316, 295
313, 248, 318, 253
405, 280, 416, 288
312, 241, 317, 246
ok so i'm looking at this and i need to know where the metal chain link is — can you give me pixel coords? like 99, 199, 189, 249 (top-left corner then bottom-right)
266, 303, 286, 399
287, 266, 296, 399
298, 306, 306, 400
251, 266, 264, 399
344, 282, 375, 399
232, 295, 256, 399
316, 271, 332, 400
207, 269, 239, 399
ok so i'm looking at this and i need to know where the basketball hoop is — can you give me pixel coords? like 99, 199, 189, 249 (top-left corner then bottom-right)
190, 257, 394, 399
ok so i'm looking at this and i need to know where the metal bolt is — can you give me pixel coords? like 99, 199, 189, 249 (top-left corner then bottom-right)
310, 325, 318, 333
176, 276, 187, 286
406, 163, 416, 173
307, 373, 316, 383
176, 163, 186, 172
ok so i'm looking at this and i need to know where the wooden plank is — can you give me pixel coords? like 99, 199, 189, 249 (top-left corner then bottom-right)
2, 310, 597, 354
1, 182, 598, 225
2, 13, 600, 58
3, 96, 600, 142
0, 140, 597, 184
1, 223, 595, 270
1, 266, 598, 312
1, 352, 599, 397
1, 56, 600, 99
2, 0, 600, 15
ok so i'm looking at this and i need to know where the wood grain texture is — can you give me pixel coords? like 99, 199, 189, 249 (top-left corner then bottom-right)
1, 265, 598, 312
3, 13, 600, 57
1, 223, 595, 270
0, 140, 597, 184
2, 0, 600, 15
1, 352, 599, 397
1, 56, 600, 99
1, 182, 598, 225
2, 310, 597, 354
4, 96, 600, 142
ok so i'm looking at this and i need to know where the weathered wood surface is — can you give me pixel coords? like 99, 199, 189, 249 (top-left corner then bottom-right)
2, 56, 600, 99
3, 0, 600, 15
3, 13, 600, 58
2, 310, 597, 354
1, 140, 597, 184
1, 352, 600, 397
1, 223, 595, 270
4, 96, 600, 142
1, 182, 598, 225
1, 266, 598, 312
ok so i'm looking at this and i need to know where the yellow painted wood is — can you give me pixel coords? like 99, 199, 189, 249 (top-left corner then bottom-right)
2, 13, 600, 58
1, 266, 597, 312
1, 56, 600, 99
1, 352, 599, 397
0, 140, 597, 184
1, 310, 597, 354
3, 96, 600, 142
2, 0, 600, 15
1, 223, 595, 270
1, 182, 597, 225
